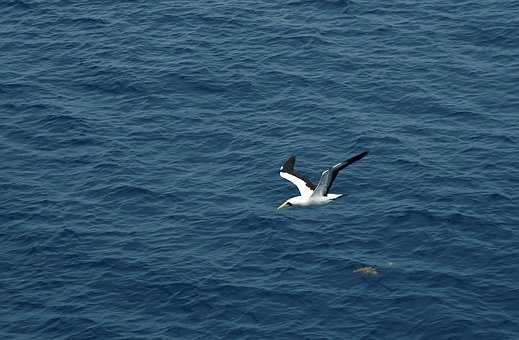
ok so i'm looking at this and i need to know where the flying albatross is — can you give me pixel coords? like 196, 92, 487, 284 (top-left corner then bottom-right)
278, 151, 368, 209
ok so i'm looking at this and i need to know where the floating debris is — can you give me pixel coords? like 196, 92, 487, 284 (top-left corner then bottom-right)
354, 266, 378, 275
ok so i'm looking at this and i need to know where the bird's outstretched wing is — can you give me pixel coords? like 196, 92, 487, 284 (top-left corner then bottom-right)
312, 151, 368, 197
279, 156, 316, 197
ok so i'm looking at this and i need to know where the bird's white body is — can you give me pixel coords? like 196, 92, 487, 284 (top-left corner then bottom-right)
285, 194, 343, 207
278, 151, 368, 209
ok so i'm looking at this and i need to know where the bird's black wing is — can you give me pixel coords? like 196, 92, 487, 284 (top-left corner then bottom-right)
312, 151, 368, 197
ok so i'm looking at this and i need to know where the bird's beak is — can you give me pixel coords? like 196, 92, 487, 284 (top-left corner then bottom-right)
277, 202, 290, 209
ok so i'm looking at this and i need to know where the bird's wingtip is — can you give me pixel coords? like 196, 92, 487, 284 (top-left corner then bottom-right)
357, 150, 369, 158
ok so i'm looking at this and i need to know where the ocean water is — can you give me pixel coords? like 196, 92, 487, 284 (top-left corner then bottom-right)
1, 0, 519, 339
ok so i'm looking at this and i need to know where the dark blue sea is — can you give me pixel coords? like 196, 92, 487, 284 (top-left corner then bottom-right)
2, 1, 519, 339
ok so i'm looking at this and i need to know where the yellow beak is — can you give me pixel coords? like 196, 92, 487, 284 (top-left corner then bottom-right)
277, 202, 290, 209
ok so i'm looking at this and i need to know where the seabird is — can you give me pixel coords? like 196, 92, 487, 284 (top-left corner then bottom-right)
277, 151, 368, 209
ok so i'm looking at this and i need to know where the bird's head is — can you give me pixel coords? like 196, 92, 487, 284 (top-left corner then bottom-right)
277, 199, 294, 209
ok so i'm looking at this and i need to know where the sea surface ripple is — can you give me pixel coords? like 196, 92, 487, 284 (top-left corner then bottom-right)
1, 1, 519, 339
